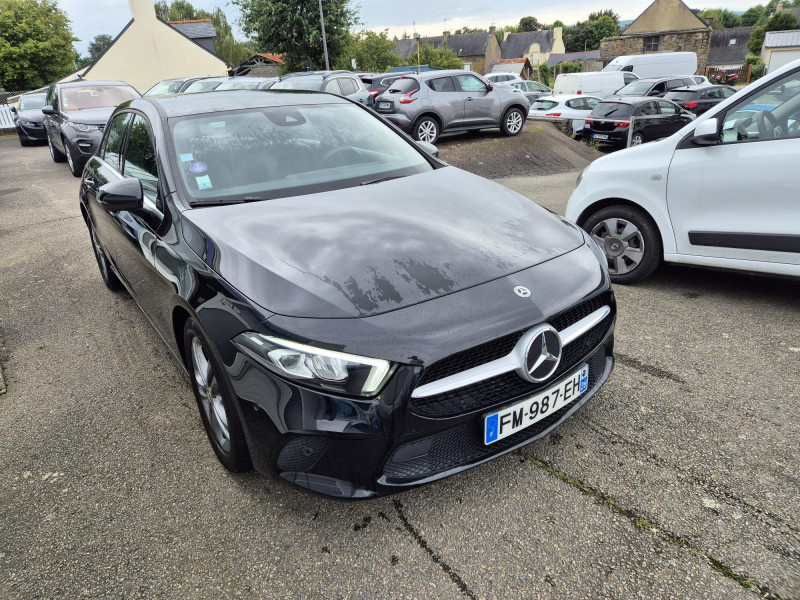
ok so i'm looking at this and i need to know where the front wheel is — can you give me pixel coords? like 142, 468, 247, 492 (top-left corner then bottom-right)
413, 116, 439, 144
630, 132, 645, 146
582, 205, 662, 284
48, 135, 66, 163
501, 107, 525, 136
64, 140, 82, 177
184, 319, 252, 473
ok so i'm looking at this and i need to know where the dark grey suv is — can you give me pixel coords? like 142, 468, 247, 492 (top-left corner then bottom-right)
374, 70, 530, 143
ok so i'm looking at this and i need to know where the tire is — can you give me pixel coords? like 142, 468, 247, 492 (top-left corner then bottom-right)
88, 222, 123, 291
48, 134, 66, 163
630, 132, 645, 146
500, 107, 525, 136
184, 318, 252, 473
413, 116, 439, 144
64, 139, 83, 177
582, 204, 662, 284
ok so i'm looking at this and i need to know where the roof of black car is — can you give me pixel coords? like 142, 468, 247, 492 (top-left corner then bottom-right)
598, 96, 668, 105
58, 80, 133, 88
139, 89, 348, 118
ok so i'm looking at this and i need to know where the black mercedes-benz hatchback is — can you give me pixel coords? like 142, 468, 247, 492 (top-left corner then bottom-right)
79, 90, 615, 498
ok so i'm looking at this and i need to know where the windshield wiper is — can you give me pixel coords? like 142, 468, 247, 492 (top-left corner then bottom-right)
189, 198, 246, 207
360, 175, 406, 186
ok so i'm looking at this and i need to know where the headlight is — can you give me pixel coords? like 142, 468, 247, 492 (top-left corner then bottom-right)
19, 120, 36, 126
68, 121, 98, 132
233, 333, 394, 397
576, 167, 587, 187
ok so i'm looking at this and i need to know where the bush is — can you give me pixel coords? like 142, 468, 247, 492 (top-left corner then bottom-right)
751, 61, 766, 81
538, 63, 552, 87
559, 61, 584, 74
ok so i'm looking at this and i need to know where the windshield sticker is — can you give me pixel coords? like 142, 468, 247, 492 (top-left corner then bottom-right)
189, 162, 207, 174
180, 153, 193, 162
196, 175, 212, 190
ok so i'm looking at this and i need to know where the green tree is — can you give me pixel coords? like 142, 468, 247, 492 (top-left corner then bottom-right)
87, 34, 113, 61
697, 8, 741, 29
417, 43, 463, 70
563, 11, 620, 52
155, 0, 253, 65
517, 16, 541, 32
336, 29, 401, 72
0, 0, 77, 89
538, 63, 552, 86
495, 25, 516, 45
453, 26, 486, 34
740, 5, 767, 26
234, 0, 358, 72
748, 10, 798, 55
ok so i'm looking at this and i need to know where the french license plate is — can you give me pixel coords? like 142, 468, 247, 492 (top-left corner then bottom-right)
592, 134, 609, 140
378, 101, 392, 109
484, 365, 589, 445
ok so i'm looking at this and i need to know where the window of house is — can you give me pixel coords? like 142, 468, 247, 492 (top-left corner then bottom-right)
643, 36, 660, 52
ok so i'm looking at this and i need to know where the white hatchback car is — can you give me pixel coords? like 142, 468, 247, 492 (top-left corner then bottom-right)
567, 58, 800, 283
528, 95, 602, 135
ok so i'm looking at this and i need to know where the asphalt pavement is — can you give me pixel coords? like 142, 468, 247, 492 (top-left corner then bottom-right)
0, 135, 798, 599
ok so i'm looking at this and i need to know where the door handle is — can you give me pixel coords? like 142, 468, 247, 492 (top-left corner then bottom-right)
466, 97, 474, 101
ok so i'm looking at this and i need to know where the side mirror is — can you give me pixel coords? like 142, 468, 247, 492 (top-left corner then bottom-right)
97, 178, 144, 211
487, 83, 494, 91
9, 106, 16, 113
648, 89, 661, 96
41, 106, 55, 115
692, 118, 719, 146
415, 140, 439, 157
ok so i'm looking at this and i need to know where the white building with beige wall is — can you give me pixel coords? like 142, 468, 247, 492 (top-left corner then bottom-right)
60, 0, 229, 93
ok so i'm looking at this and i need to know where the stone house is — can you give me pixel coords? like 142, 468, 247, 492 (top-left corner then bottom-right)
393, 29, 502, 75
59, 0, 228, 92
490, 58, 536, 80
599, 0, 711, 72
500, 28, 565, 66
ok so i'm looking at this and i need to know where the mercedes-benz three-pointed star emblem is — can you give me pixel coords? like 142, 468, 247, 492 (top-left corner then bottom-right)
523, 326, 562, 383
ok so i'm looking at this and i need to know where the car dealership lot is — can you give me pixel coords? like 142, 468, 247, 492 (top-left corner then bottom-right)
0, 136, 798, 598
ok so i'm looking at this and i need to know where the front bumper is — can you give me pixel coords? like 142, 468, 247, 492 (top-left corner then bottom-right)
223, 284, 616, 499
16, 122, 47, 142
65, 128, 104, 159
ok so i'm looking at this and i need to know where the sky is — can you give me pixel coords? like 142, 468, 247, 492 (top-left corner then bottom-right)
65, 0, 763, 55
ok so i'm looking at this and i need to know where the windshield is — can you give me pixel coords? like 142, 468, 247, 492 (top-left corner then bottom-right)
530, 100, 558, 111
19, 94, 46, 110
145, 80, 185, 96
184, 80, 224, 93
590, 102, 633, 119
216, 81, 260, 90
615, 81, 655, 95
272, 77, 325, 91
664, 91, 695, 102
171, 103, 434, 204
60, 85, 139, 112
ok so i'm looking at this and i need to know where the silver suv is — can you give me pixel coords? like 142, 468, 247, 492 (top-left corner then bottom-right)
374, 70, 530, 143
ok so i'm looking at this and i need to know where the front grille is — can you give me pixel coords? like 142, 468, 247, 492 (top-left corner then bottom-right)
416, 291, 611, 388
384, 349, 607, 483
410, 305, 613, 418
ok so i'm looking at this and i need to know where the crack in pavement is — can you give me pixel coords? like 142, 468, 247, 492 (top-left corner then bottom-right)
578, 416, 800, 538
393, 499, 477, 599
520, 451, 785, 600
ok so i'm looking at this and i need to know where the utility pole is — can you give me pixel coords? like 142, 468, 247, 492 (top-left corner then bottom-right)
413, 32, 421, 73
318, 0, 330, 71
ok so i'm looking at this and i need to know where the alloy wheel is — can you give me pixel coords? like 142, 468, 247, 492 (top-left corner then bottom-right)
417, 121, 437, 143
48, 137, 54, 159
191, 337, 231, 453
65, 143, 74, 172
631, 133, 644, 146
590, 217, 645, 275
506, 111, 523, 133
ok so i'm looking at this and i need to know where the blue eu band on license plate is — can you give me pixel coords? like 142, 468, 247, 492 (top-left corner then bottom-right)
484, 364, 589, 445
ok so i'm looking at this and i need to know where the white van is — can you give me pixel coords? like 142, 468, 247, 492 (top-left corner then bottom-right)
567, 57, 800, 283
603, 52, 697, 78
553, 72, 638, 97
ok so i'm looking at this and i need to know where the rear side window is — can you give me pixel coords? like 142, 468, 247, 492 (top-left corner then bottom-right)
591, 102, 633, 119
665, 91, 695, 102
636, 101, 659, 116
658, 101, 679, 115
124, 115, 159, 200
102, 112, 132, 171
566, 99, 585, 109
388, 78, 420, 94
667, 79, 686, 90
323, 78, 342, 95
338, 78, 358, 96
531, 100, 558, 110
428, 77, 455, 92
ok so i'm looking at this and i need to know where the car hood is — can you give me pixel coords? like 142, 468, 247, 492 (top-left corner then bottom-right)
65, 108, 116, 125
17, 109, 44, 122
183, 167, 585, 319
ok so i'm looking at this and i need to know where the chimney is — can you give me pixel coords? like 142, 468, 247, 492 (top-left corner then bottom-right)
705, 16, 716, 27
443, 30, 450, 40
489, 25, 496, 35
129, 0, 156, 20
504, 30, 512, 41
